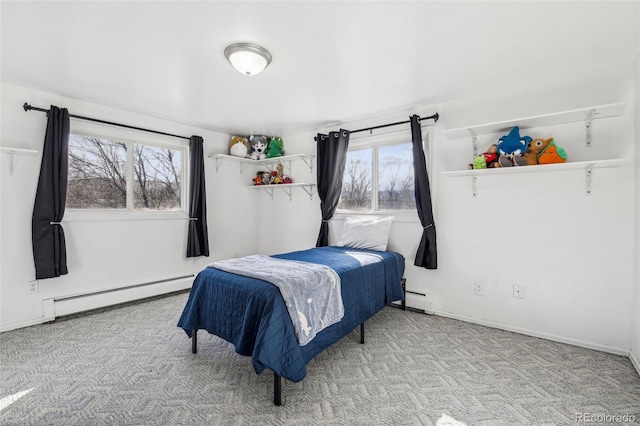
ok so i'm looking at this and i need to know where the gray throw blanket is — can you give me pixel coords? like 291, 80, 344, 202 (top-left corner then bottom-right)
208, 255, 343, 346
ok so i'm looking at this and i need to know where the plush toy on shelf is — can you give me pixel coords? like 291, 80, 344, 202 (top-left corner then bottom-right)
266, 137, 285, 158
271, 163, 285, 184
253, 171, 271, 185
229, 136, 249, 158
525, 137, 568, 165
495, 126, 531, 167
248, 135, 268, 160
468, 143, 499, 169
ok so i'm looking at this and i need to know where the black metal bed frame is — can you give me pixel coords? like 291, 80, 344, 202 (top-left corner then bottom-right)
190, 322, 367, 406
189, 278, 407, 406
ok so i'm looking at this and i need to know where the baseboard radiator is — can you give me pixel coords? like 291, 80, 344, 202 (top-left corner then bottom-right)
403, 290, 434, 314
45, 275, 194, 320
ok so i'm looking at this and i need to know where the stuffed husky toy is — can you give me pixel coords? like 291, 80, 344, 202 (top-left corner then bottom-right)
248, 135, 268, 160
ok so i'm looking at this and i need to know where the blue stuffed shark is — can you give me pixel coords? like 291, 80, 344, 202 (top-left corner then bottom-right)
496, 126, 531, 167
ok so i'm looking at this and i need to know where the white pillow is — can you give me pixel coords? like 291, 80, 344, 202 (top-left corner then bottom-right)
337, 216, 393, 251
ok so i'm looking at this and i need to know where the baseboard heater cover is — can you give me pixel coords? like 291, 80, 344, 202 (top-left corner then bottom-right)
52, 275, 194, 318
404, 290, 434, 314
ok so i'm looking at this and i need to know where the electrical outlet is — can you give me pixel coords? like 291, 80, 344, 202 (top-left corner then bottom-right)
28, 281, 39, 294
513, 283, 524, 299
474, 281, 484, 296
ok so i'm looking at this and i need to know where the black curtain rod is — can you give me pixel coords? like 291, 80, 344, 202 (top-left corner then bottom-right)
351, 113, 439, 134
23, 103, 191, 141
314, 112, 439, 141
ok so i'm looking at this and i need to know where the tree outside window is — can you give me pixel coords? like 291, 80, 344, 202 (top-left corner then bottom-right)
339, 149, 372, 211
338, 142, 415, 212
378, 144, 415, 211
67, 134, 184, 211
132, 144, 182, 210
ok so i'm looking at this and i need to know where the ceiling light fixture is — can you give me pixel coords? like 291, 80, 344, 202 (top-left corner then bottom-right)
224, 43, 272, 76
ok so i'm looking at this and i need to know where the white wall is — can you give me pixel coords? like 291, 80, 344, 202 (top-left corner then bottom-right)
0, 83, 258, 331
261, 65, 637, 355
631, 40, 640, 370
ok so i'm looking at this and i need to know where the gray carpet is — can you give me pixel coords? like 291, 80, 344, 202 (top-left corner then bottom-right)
1, 291, 639, 425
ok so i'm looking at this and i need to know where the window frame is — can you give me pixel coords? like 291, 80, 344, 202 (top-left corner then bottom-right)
65, 124, 189, 220
335, 127, 433, 220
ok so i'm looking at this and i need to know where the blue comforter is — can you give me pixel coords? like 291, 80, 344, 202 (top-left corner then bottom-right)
177, 246, 405, 382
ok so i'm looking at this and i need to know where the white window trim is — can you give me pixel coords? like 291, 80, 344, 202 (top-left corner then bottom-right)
332, 211, 420, 224
63, 210, 189, 223
336, 126, 433, 219
67, 126, 190, 217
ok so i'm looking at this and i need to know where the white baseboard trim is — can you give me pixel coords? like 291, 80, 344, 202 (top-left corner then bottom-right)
0, 276, 193, 333
630, 351, 640, 377
432, 309, 630, 357
53, 276, 193, 317
0, 317, 49, 333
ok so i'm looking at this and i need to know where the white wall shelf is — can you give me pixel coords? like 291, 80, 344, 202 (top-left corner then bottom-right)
444, 102, 626, 157
442, 103, 626, 139
442, 159, 625, 177
210, 153, 315, 174
441, 102, 627, 196
443, 159, 627, 196
247, 183, 316, 201
0, 146, 39, 176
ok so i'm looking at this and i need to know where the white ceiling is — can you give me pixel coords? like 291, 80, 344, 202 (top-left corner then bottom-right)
1, 1, 638, 137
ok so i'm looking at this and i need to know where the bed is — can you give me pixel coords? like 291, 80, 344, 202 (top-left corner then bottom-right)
177, 245, 405, 405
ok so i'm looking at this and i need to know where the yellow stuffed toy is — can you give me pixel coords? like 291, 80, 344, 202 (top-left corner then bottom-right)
229, 136, 249, 158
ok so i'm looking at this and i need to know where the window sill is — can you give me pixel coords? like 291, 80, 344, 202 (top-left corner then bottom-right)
63, 210, 189, 223
333, 211, 420, 224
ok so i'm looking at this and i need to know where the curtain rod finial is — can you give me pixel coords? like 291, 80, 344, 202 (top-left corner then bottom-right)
434, 112, 439, 122
23, 102, 32, 112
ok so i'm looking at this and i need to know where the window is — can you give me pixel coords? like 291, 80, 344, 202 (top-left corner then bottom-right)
67, 134, 186, 211
338, 140, 417, 212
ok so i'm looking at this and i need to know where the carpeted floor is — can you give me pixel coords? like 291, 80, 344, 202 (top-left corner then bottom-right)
1, 291, 639, 425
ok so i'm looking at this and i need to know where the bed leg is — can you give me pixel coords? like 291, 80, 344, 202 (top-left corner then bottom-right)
274, 373, 282, 406
360, 322, 365, 344
192, 329, 198, 354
